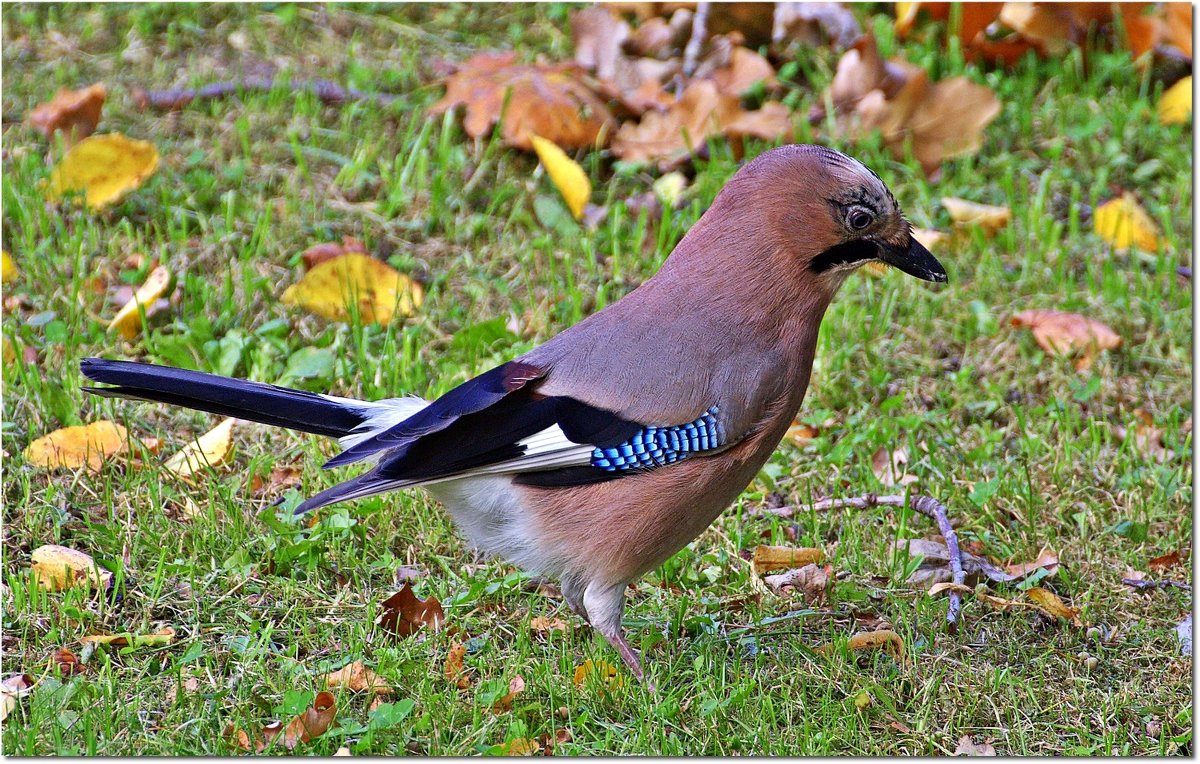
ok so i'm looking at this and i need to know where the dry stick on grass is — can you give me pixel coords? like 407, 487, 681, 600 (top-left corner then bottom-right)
750, 493, 966, 633
681, 1, 710, 77
132, 76, 400, 111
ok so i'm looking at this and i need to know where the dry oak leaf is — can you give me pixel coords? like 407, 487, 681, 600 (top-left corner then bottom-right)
955, 734, 998, 756
529, 616, 569, 634
1148, 549, 1183, 570
941, 197, 1010, 232
29, 83, 107, 144
752, 544, 823, 576
706, 45, 777, 97
162, 417, 235, 478
81, 627, 176, 647
46, 132, 159, 209
1093, 193, 1165, 252
322, 661, 393, 695
1026, 587, 1081, 627
871, 445, 918, 487
444, 640, 471, 689
51, 647, 86, 676
910, 227, 947, 251
894, 3, 1003, 44
377, 583, 445, 638
24, 421, 127, 472
1010, 309, 1121, 371
827, 34, 918, 114
531, 135, 591, 220
763, 563, 830, 600
30, 544, 113, 591
282, 253, 423, 325
1003, 549, 1059, 579
109, 264, 173, 339
429, 51, 616, 151
572, 5, 631, 81
283, 691, 337, 750
1158, 76, 1192, 125
0, 674, 35, 723
611, 79, 791, 169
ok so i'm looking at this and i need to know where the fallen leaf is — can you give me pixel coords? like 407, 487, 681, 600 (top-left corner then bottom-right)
785, 421, 819, 448
894, 538, 1019, 585
571, 6, 630, 81
429, 51, 616, 150
282, 691, 337, 750
1114, 409, 1175, 463
1026, 587, 1082, 627
81, 627, 176, 647
871, 445, 918, 487
377, 583, 445, 638
910, 227, 947, 251
1002, 549, 1060, 579
707, 45, 776, 96
1148, 550, 1182, 570
322, 661, 393, 695
30, 544, 113, 591
572, 658, 624, 691
282, 253, 423, 325
165, 675, 200, 704
529, 616, 568, 634
24, 421, 127, 471
1158, 76, 1192, 125
819, 629, 905, 658
762, 563, 830, 601
611, 79, 792, 169
108, 264, 173, 339
46, 132, 160, 209
444, 640, 471, 689
941, 197, 1011, 232
531, 135, 591, 220
494, 675, 525, 711
1, 250, 16, 284
1010, 309, 1121, 371
928, 581, 973, 597
1093, 193, 1164, 252
301, 236, 367, 270
51, 647, 86, 676
334, 746, 352, 756
0, 674, 35, 723
28, 83, 107, 144
502, 737, 542, 756
752, 545, 823, 576
955, 735, 997, 756
162, 417, 235, 478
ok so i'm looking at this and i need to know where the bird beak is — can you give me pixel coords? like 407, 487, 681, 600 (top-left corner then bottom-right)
877, 236, 948, 283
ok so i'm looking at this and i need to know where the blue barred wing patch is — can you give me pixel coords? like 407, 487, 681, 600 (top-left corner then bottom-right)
591, 406, 723, 472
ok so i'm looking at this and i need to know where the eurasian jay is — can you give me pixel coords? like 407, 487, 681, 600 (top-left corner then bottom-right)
80, 144, 946, 683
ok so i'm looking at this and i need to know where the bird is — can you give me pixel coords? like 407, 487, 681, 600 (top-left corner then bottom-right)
80, 144, 946, 684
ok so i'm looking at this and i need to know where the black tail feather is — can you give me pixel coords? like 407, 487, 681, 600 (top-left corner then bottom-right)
80, 358, 364, 438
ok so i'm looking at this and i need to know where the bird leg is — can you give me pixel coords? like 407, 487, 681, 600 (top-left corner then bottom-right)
559, 577, 591, 625
583, 581, 654, 689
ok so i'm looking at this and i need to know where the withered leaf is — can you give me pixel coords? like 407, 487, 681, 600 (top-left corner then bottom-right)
0, 674, 35, 723
24, 422, 128, 472
1148, 550, 1183, 570
81, 626, 176, 647
494, 675, 525, 712
955, 734, 998, 756
1010, 309, 1121, 371
572, 659, 624, 691
301, 236, 367, 270
502, 737, 542, 756
871, 445, 918, 487
377, 583, 445, 638
1003, 549, 1059, 579
282, 691, 337, 750
29, 83, 107, 144
752, 545, 823, 576
1026, 587, 1082, 627
46, 132, 160, 209
51, 647, 86, 677
572, 6, 630, 81
819, 629, 905, 658
429, 51, 616, 151
30, 544, 113, 591
762, 563, 830, 601
322, 661, 392, 695
444, 640, 471, 689
530, 616, 568, 635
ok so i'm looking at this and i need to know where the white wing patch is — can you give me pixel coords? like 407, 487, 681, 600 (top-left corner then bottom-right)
331, 394, 429, 450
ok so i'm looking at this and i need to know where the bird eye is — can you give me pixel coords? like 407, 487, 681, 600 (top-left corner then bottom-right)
848, 209, 873, 231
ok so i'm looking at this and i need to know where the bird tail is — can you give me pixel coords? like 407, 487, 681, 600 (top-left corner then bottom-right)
80, 358, 427, 443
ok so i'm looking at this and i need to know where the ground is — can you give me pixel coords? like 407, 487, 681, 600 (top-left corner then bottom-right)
1, 3, 1192, 756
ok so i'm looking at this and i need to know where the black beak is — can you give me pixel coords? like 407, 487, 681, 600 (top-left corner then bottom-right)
877, 237, 947, 283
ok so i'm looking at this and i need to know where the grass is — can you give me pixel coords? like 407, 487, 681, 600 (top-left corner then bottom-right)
1, 2, 1192, 755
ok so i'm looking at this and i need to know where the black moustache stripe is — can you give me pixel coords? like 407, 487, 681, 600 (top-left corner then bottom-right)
809, 240, 879, 273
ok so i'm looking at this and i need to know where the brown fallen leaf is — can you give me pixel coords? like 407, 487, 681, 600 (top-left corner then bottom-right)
322, 661, 392, 695
0, 674, 35, 723
282, 253, 423, 325
282, 691, 337, 750
163, 417, 235, 478
941, 197, 1011, 232
1010, 309, 1122, 371
51, 647, 86, 677
30, 544, 113, 591
927, 581, 973, 597
1158, 75, 1192, 126
1026, 587, 1082, 627
46, 132, 160, 209
910, 227, 947, 252
81, 626, 176, 647
1003, 549, 1060, 579
429, 51, 616, 151
871, 445, 918, 487
530, 616, 569, 635
165, 675, 200, 704
24, 421, 127, 472
249, 463, 304, 496
955, 734, 998, 756
572, 5, 630, 81
762, 563, 830, 601
706, 45, 776, 96
494, 675, 525, 712
1148, 549, 1183, 570
1114, 410, 1176, 463
752, 545, 823, 576
444, 640, 471, 689
784, 421, 819, 448
377, 583, 445, 638
29, 83, 107, 144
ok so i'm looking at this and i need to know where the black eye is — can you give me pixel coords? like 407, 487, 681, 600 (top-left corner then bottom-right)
848, 209, 873, 231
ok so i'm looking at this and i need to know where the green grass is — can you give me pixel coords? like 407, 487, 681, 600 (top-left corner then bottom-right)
2, 2, 1192, 756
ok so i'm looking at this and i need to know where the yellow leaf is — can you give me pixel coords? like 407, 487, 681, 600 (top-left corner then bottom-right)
281, 253, 423, 325
752, 545, 824, 576
46, 132, 159, 209
531, 135, 591, 220
1026, 587, 1082, 627
162, 417, 235, 478
1, 250, 16, 284
1093, 193, 1164, 252
941, 197, 1010, 233
108, 265, 173, 339
817, 629, 905, 658
24, 421, 127, 471
502, 738, 542, 756
910, 227, 946, 251
1158, 76, 1191, 125
572, 659, 624, 691
30, 544, 113, 591
81, 627, 176, 647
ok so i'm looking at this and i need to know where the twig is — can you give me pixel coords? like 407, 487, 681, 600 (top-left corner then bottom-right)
681, 2, 709, 78
749, 493, 966, 632
1122, 577, 1192, 592
132, 77, 400, 111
